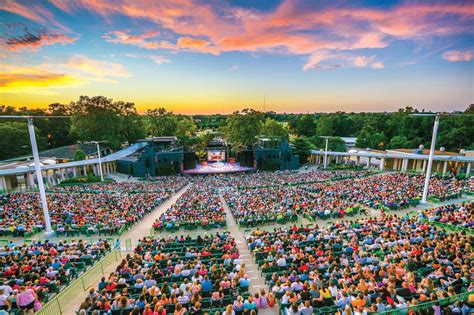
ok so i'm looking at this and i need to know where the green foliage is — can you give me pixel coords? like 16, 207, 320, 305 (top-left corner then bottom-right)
59, 174, 104, 185
310, 136, 346, 152
0, 122, 46, 160
388, 135, 410, 149
295, 115, 316, 137
73, 149, 87, 161
261, 118, 289, 141
221, 109, 265, 148
145, 108, 197, 146
70, 96, 135, 149
291, 136, 313, 164
356, 128, 386, 149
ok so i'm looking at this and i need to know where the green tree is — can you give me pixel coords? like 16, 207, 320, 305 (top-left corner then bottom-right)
295, 115, 316, 137
0, 122, 46, 160
70, 96, 126, 149
310, 136, 346, 152
291, 136, 313, 164
145, 107, 180, 136
73, 149, 87, 161
261, 118, 289, 141
221, 109, 265, 148
356, 128, 386, 149
316, 115, 334, 136
388, 135, 410, 149
46, 103, 76, 148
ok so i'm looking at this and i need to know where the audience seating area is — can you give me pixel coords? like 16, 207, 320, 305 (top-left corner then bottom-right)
0, 239, 111, 313
153, 183, 226, 232
76, 233, 267, 315
247, 213, 473, 314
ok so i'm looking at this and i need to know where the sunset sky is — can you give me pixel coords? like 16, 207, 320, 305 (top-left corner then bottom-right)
0, 0, 473, 114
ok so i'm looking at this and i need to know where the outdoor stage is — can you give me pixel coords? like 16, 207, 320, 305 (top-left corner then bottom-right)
183, 162, 256, 175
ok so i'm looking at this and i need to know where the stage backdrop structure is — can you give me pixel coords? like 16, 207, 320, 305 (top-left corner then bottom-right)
117, 136, 299, 177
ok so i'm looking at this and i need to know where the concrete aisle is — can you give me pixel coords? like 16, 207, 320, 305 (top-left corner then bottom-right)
62, 184, 189, 314
219, 196, 277, 315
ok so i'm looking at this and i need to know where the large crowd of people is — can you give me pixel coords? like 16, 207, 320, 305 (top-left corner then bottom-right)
247, 213, 473, 314
421, 201, 473, 230
153, 182, 226, 232
76, 233, 273, 314
0, 191, 173, 237
220, 173, 472, 227
0, 239, 111, 314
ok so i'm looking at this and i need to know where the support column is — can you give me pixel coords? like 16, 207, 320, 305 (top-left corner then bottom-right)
27, 173, 36, 189
402, 159, 408, 173
442, 161, 448, 176
0, 177, 7, 192
422, 160, 427, 172
356, 156, 360, 166
73, 167, 77, 177
466, 162, 471, 178
412, 160, 417, 171
379, 158, 385, 171
83, 166, 88, 176
367, 157, 371, 168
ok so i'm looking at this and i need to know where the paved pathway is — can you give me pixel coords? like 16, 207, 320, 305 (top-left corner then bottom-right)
219, 196, 276, 315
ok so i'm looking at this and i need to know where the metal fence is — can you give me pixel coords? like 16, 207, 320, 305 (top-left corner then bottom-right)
37, 248, 121, 315
372, 291, 472, 315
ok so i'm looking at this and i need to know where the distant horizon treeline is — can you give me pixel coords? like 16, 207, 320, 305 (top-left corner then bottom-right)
1, 96, 473, 162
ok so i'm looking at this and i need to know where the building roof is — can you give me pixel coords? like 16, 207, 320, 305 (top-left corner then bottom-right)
387, 148, 459, 156
38, 143, 98, 160
0, 142, 146, 177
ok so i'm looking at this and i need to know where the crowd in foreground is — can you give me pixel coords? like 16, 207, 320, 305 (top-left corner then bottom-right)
76, 233, 274, 315
247, 208, 473, 315
0, 239, 111, 314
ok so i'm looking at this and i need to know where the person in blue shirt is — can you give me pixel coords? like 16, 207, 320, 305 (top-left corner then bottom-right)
239, 275, 251, 289
201, 275, 212, 292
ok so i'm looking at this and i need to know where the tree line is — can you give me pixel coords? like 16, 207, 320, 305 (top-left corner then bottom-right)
1, 96, 472, 163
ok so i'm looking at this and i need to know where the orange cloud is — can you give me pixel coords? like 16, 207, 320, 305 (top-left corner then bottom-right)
62, 55, 130, 79
442, 49, 473, 62
103, 30, 162, 49
1, 28, 77, 52
177, 37, 220, 55
9, 0, 474, 70
0, 65, 84, 95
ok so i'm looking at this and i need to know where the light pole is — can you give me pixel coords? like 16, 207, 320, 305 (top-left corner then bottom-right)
320, 136, 330, 169
411, 113, 440, 204
86, 141, 104, 181
0, 115, 69, 237
421, 114, 439, 204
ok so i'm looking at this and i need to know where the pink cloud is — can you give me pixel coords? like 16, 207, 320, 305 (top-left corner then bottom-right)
1, 1, 70, 32
442, 49, 473, 62
103, 30, 162, 49
8, 0, 474, 69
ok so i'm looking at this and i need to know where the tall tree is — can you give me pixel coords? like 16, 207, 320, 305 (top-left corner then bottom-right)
0, 122, 46, 160
291, 137, 313, 164
295, 115, 316, 137
221, 109, 265, 148
70, 96, 125, 149
261, 118, 289, 141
